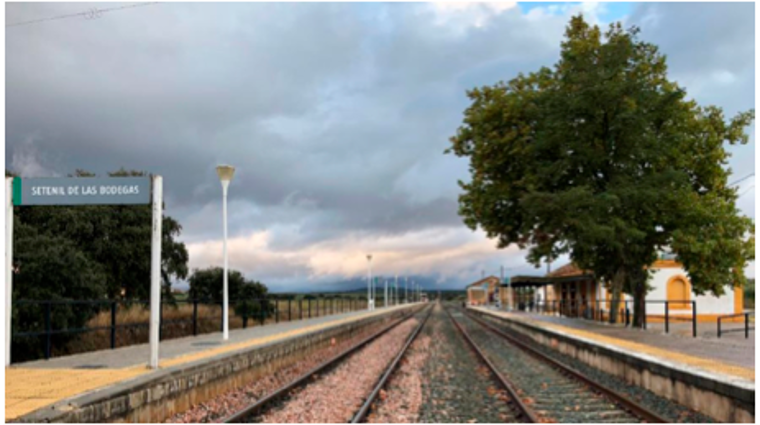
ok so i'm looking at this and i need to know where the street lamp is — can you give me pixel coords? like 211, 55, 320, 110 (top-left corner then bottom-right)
216, 164, 235, 341
366, 254, 373, 311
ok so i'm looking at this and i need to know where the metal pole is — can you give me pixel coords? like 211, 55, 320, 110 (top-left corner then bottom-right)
44, 301, 51, 360
222, 180, 230, 340
665, 301, 669, 333
395, 275, 398, 306
692, 301, 697, 338
159, 300, 163, 341
6, 177, 13, 366
193, 299, 198, 336
405, 277, 408, 304
367, 255, 372, 311
384, 279, 388, 309
111, 302, 117, 349
149, 175, 163, 369
745, 313, 749, 339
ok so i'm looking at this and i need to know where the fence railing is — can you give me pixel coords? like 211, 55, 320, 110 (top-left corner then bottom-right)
717, 312, 754, 338
517, 298, 698, 337
11, 294, 387, 363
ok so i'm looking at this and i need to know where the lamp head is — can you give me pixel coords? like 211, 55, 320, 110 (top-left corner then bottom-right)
216, 165, 236, 183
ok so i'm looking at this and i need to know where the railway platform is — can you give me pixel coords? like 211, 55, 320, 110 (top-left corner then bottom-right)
5, 304, 419, 423
470, 306, 754, 422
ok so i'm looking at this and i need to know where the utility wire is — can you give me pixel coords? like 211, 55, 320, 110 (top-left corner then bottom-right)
729, 173, 754, 187
738, 185, 755, 198
6, 2, 159, 28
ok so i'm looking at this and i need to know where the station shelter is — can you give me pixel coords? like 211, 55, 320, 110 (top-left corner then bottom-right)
499, 253, 743, 323
466, 276, 500, 306
503, 264, 595, 317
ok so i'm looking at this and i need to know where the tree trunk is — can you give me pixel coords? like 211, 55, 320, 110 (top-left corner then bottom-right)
631, 270, 647, 328
609, 268, 625, 324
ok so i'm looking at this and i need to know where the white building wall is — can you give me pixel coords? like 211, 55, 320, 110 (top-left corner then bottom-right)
647, 267, 734, 315
595, 268, 734, 316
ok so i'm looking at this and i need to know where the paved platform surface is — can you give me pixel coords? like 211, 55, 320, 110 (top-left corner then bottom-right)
5, 304, 414, 421
472, 307, 755, 382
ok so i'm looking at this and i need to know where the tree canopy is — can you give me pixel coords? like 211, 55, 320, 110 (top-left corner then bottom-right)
188, 266, 271, 325
10, 169, 189, 301
447, 16, 754, 324
7, 168, 190, 360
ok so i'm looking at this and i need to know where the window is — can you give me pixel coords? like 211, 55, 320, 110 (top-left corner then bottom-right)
666, 276, 691, 310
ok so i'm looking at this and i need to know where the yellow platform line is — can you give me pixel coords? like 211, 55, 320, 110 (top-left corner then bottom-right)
475, 308, 754, 381
5, 306, 409, 420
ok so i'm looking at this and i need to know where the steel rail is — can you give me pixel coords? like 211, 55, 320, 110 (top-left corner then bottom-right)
444, 306, 539, 423
222, 305, 426, 423
350, 304, 433, 423
464, 309, 669, 423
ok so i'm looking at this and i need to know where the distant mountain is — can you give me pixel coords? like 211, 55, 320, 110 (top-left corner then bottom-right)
177, 274, 472, 295
284, 275, 467, 294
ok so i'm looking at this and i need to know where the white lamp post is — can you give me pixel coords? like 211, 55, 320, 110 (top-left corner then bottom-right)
217, 164, 235, 341
384, 279, 388, 309
366, 254, 373, 311
395, 275, 398, 306
405, 277, 408, 304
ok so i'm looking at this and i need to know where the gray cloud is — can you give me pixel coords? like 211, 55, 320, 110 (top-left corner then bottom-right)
6, 2, 754, 288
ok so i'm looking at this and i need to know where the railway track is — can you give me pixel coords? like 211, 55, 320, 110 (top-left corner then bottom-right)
350, 306, 432, 423
446, 306, 669, 423
360, 302, 528, 423
222, 305, 431, 423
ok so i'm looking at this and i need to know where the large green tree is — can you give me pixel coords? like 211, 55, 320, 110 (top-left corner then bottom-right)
12, 169, 189, 301
447, 16, 754, 325
7, 168, 189, 360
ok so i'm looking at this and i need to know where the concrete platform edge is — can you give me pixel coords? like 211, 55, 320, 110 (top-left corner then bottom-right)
470, 307, 754, 423
12, 305, 421, 423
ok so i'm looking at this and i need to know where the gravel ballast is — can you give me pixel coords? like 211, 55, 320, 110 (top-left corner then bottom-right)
166, 318, 391, 423
478, 312, 716, 423
258, 315, 422, 423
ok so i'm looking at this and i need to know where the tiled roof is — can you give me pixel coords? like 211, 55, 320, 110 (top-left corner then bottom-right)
466, 276, 500, 289
546, 263, 589, 278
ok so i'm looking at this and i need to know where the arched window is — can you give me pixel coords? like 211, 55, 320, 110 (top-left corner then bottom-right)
667, 276, 691, 310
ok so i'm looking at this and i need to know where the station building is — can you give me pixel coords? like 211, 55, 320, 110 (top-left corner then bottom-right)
466, 276, 500, 306
471, 254, 744, 323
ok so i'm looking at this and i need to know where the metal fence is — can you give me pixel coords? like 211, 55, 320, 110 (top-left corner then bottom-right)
717, 312, 754, 338
520, 298, 698, 337
11, 294, 383, 362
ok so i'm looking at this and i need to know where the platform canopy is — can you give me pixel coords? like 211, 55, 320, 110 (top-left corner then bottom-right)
505, 273, 595, 288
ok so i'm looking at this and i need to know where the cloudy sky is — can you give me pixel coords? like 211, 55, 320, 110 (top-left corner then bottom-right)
5, 2, 755, 291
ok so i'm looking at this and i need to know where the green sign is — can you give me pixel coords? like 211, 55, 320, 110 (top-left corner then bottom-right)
12, 177, 151, 206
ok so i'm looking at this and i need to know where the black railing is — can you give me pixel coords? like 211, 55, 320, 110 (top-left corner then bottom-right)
717, 312, 754, 338
11, 294, 378, 363
520, 298, 698, 337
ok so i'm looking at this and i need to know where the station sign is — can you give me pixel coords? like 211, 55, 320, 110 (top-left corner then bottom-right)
12, 177, 151, 206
